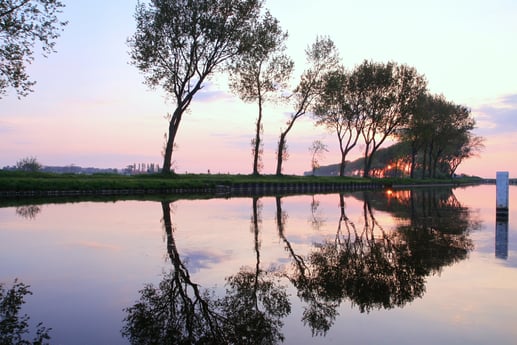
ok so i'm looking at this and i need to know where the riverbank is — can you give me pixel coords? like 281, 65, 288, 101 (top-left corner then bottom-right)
0, 171, 483, 198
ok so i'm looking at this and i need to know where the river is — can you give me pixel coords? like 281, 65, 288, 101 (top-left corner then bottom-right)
1, 185, 516, 344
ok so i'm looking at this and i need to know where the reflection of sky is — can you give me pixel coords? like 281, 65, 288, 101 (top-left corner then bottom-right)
1, 186, 517, 344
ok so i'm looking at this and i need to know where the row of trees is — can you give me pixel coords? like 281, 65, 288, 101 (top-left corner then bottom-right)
129, 0, 482, 177
129, 0, 340, 175
314, 63, 484, 178
1, 1, 481, 177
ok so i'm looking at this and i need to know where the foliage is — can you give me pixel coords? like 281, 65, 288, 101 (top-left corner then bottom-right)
397, 93, 483, 178
16, 156, 41, 172
129, 0, 268, 173
275, 36, 340, 175
0, 0, 67, 98
352, 61, 426, 177
280, 189, 475, 334
122, 201, 290, 344
0, 279, 51, 345
314, 68, 363, 176
228, 10, 292, 175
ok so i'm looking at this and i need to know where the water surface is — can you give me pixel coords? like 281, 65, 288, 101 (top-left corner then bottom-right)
1, 185, 516, 344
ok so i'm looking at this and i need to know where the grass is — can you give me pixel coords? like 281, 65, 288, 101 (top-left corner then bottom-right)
0, 170, 483, 193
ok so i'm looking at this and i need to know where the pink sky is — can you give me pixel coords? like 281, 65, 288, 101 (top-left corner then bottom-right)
1, 0, 516, 178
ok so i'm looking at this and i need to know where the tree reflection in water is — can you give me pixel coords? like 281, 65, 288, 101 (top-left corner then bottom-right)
0, 279, 51, 345
123, 188, 477, 341
279, 188, 477, 336
122, 200, 290, 345
15, 205, 42, 220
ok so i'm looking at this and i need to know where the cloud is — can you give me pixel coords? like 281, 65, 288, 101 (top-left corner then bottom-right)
72, 241, 120, 251
193, 81, 237, 103
183, 249, 230, 273
473, 94, 517, 135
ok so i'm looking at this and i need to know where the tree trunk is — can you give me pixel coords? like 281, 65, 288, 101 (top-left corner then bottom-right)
421, 145, 427, 179
275, 133, 286, 176
410, 142, 417, 179
362, 139, 372, 177
253, 97, 263, 175
162, 109, 182, 174
339, 152, 346, 177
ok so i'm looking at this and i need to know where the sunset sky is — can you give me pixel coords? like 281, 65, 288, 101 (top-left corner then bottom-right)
1, 0, 516, 178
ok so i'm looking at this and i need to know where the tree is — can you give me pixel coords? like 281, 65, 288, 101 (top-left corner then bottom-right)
445, 133, 484, 177
314, 68, 365, 177
308, 140, 328, 175
229, 11, 292, 175
426, 101, 477, 178
275, 36, 340, 175
394, 93, 433, 178
0, 0, 67, 98
399, 93, 482, 178
16, 156, 41, 172
354, 61, 426, 177
128, 0, 269, 174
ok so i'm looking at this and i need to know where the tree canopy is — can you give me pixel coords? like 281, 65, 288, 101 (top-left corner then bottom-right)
275, 36, 340, 175
0, 0, 67, 98
228, 10, 292, 175
129, 0, 273, 174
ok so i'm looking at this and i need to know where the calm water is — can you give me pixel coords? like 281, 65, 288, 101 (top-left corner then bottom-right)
1, 185, 516, 344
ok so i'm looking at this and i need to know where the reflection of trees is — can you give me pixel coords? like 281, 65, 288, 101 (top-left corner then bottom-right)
122, 201, 226, 344
281, 189, 475, 335
15, 205, 42, 220
276, 196, 337, 336
308, 195, 325, 231
375, 188, 477, 273
220, 196, 290, 344
122, 200, 290, 344
0, 279, 51, 345
308, 196, 427, 314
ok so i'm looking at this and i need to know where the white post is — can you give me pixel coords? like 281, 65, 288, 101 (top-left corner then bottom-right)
496, 171, 509, 218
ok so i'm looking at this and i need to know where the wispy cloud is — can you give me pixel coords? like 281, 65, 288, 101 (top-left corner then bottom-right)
194, 81, 237, 103
183, 249, 230, 273
72, 240, 120, 251
473, 94, 517, 135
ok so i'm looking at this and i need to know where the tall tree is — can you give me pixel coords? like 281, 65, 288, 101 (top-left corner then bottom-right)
313, 68, 365, 177
356, 61, 426, 177
426, 99, 477, 178
0, 0, 67, 98
396, 93, 483, 178
395, 93, 434, 178
229, 11, 292, 175
275, 36, 340, 175
129, 0, 269, 174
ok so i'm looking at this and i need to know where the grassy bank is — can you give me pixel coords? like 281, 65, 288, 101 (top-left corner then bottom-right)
0, 170, 483, 194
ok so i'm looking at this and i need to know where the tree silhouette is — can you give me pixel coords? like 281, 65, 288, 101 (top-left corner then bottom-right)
282, 188, 476, 335
128, 0, 275, 174
123, 199, 290, 344
0, 0, 67, 98
0, 279, 51, 345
